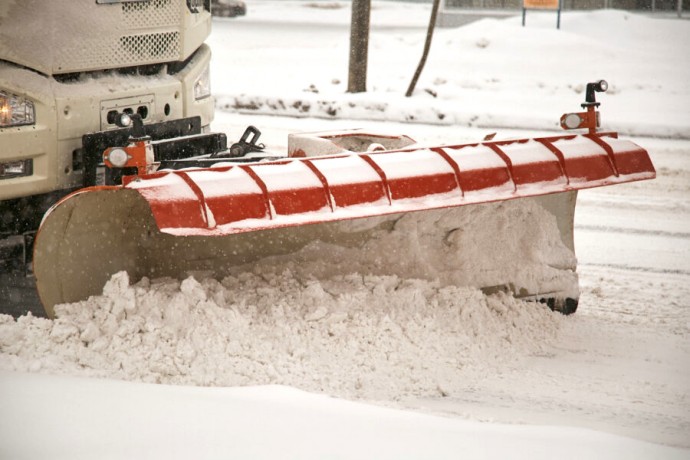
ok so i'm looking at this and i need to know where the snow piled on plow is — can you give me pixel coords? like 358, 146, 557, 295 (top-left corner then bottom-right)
245, 199, 579, 300
0, 270, 560, 400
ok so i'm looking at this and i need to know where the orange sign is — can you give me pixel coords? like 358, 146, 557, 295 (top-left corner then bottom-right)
523, 0, 559, 9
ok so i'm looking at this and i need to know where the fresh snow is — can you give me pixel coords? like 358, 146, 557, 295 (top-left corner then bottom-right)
1, 2, 690, 458
1, 371, 687, 460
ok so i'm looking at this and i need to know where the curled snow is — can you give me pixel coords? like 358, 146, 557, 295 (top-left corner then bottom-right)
241, 198, 580, 300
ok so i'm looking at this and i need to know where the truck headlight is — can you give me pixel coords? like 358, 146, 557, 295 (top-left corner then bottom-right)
0, 159, 33, 180
0, 90, 35, 127
193, 66, 211, 100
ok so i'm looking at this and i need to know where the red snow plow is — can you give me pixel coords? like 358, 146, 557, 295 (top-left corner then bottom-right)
33, 81, 655, 317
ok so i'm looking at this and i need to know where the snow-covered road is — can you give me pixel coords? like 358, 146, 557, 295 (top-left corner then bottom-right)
211, 110, 690, 448
576, 137, 690, 275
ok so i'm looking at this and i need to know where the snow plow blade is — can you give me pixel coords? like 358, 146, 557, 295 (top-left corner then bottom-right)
33, 132, 655, 318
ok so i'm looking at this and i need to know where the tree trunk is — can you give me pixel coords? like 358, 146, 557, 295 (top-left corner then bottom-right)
348, 0, 371, 93
406, 0, 441, 97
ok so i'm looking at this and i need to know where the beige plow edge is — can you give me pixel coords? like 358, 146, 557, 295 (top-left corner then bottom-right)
33, 188, 578, 318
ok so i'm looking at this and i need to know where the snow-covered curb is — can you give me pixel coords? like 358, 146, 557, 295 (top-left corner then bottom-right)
217, 91, 690, 139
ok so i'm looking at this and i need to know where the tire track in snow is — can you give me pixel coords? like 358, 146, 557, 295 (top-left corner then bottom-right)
579, 262, 690, 277
576, 224, 690, 240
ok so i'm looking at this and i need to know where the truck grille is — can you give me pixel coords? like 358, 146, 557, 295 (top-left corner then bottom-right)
120, 32, 181, 61
123, 0, 180, 29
